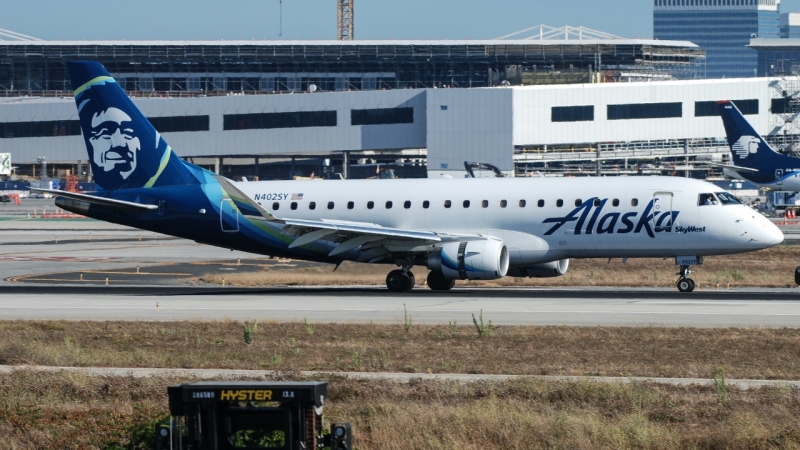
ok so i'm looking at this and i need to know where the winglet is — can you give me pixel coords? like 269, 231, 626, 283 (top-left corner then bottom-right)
213, 175, 282, 222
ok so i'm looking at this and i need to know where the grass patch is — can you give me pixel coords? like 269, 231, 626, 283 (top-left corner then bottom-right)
2, 370, 800, 449
197, 245, 800, 288
2, 321, 800, 380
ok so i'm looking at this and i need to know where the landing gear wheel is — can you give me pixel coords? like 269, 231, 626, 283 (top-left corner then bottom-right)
794, 266, 800, 286
427, 271, 456, 291
677, 278, 695, 293
386, 269, 412, 293
404, 272, 416, 292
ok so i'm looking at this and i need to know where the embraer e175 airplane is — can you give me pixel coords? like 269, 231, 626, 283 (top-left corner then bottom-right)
35, 62, 784, 293
717, 100, 800, 191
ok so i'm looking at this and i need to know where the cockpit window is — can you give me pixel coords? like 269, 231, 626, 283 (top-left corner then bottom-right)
716, 192, 743, 205
698, 193, 718, 206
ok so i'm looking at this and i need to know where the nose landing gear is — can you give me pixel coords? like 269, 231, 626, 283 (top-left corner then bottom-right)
676, 265, 695, 293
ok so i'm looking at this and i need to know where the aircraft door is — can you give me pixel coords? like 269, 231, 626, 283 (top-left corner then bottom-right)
220, 199, 239, 232
651, 191, 674, 234
777, 169, 784, 185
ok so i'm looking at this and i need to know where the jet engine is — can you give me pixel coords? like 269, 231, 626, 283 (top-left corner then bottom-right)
427, 239, 509, 280
506, 259, 570, 278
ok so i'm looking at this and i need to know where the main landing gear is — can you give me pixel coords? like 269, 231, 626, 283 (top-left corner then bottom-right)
386, 269, 415, 292
676, 265, 695, 293
385, 268, 456, 292
426, 270, 455, 291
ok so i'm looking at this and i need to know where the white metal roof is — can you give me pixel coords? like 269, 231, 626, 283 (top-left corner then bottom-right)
0, 39, 699, 48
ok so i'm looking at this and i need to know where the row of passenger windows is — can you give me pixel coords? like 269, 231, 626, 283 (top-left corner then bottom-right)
223, 107, 414, 131
551, 99, 759, 123
268, 198, 641, 211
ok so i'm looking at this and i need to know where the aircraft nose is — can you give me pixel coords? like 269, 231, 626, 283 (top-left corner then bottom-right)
758, 216, 784, 247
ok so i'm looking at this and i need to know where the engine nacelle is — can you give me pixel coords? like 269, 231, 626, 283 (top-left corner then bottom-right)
427, 239, 509, 280
506, 259, 570, 278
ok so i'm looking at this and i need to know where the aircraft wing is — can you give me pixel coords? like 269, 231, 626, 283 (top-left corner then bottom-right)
705, 162, 760, 173
214, 175, 490, 260
30, 188, 158, 211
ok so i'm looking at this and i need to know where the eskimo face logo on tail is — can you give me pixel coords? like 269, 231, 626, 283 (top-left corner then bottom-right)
88, 107, 141, 180
731, 136, 760, 159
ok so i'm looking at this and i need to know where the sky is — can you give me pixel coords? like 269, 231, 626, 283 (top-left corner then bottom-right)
5, 0, 800, 42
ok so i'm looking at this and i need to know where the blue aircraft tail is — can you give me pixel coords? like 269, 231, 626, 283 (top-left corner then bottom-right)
717, 100, 787, 168
67, 61, 198, 191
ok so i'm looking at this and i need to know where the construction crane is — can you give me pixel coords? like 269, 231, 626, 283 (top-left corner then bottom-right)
337, 0, 354, 40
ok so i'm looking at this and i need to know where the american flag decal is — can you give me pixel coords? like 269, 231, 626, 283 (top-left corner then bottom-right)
291, 193, 304, 200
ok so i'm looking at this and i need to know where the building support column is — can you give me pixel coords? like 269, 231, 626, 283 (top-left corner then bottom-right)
595, 145, 601, 176
215, 157, 222, 175
254, 157, 260, 181
342, 151, 349, 180
684, 140, 690, 178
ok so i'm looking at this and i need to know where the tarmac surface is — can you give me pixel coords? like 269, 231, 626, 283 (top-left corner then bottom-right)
2, 198, 800, 327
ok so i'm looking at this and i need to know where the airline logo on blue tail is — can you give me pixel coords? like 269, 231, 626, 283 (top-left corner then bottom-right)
67, 61, 187, 191
542, 197, 679, 238
732, 135, 760, 159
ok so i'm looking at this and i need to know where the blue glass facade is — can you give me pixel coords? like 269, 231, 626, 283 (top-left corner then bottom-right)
654, 0, 780, 78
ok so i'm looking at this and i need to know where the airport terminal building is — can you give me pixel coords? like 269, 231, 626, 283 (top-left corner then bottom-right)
1, 75, 793, 179
1, 39, 797, 180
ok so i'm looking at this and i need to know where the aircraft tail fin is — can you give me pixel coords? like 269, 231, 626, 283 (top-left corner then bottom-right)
67, 61, 198, 191
717, 100, 784, 167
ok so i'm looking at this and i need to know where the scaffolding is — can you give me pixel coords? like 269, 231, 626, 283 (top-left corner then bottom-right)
337, 0, 354, 41
768, 78, 800, 155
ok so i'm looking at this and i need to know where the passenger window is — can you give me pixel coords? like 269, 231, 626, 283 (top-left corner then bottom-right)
631, 199, 638, 207
386, 201, 393, 209
482, 200, 489, 208
557, 199, 563, 207
444, 200, 452, 208
327, 201, 334, 210
538, 199, 545, 207
272, 202, 280, 210
423, 200, 430, 209
291, 202, 298, 210
404, 200, 411, 209
698, 193, 718, 206
309, 202, 316, 210
612, 199, 619, 207
575, 199, 582, 207
593, 199, 601, 207
347, 201, 354, 210
367, 201, 374, 209
463, 200, 470, 208
519, 200, 526, 208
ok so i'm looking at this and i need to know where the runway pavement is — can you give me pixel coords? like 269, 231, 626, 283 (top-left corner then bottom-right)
2, 201, 800, 326
1, 284, 800, 326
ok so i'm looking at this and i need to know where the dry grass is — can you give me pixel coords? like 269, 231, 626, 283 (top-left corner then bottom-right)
2, 370, 800, 449
3, 321, 800, 380
199, 245, 800, 288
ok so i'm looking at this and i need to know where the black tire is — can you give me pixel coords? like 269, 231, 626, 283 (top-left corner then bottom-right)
677, 278, 693, 293
795, 266, 800, 286
427, 271, 456, 291
404, 272, 416, 292
386, 269, 410, 293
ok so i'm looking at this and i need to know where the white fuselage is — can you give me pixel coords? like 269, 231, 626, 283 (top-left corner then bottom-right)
236, 176, 783, 266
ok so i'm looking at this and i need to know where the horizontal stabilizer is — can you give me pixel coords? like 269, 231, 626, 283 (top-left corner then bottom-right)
30, 188, 158, 211
705, 161, 760, 173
